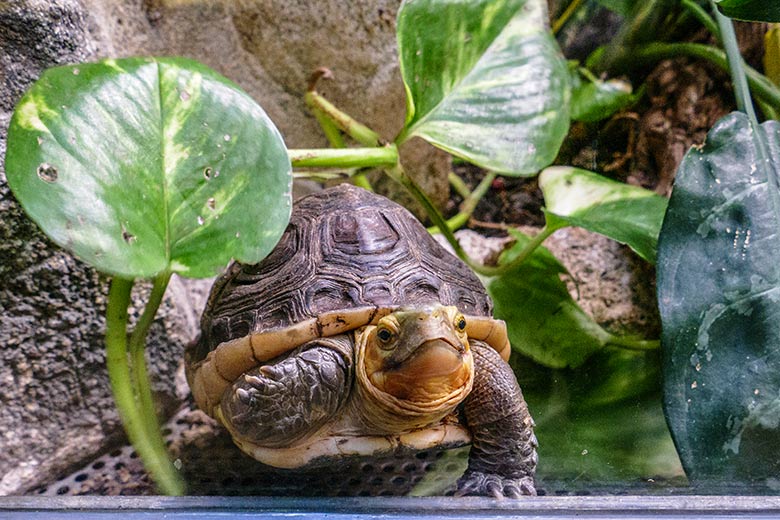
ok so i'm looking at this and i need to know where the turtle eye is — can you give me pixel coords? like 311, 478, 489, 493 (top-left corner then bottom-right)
455, 316, 467, 331
377, 327, 394, 343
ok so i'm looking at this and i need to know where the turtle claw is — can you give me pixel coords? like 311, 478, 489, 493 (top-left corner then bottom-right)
455, 472, 536, 498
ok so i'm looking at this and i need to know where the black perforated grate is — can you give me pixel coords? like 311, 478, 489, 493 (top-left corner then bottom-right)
33, 405, 473, 497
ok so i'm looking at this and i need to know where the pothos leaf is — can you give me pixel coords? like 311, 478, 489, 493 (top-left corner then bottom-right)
486, 229, 612, 368
540, 166, 668, 263
396, 0, 570, 175
5, 57, 292, 279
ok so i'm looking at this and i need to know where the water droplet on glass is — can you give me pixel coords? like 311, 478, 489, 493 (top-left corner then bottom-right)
207, 197, 216, 210
72, 68, 80, 75
202, 121, 209, 127
223, 134, 231, 142
197, 216, 205, 225
180, 90, 191, 102
754, 388, 760, 395
37, 163, 58, 182
203, 167, 213, 180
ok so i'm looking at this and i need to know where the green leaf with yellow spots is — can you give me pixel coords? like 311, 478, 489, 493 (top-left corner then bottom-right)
5, 57, 292, 279
396, 0, 570, 175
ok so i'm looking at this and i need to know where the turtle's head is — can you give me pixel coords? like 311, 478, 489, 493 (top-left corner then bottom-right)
363, 305, 473, 403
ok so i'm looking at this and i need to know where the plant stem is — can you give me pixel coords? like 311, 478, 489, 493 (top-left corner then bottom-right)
681, 0, 720, 42
711, 3, 780, 225
304, 91, 383, 147
386, 165, 559, 277
606, 335, 660, 351
309, 97, 373, 191
630, 42, 780, 110
552, 0, 585, 35
385, 164, 485, 271
289, 146, 398, 169
128, 272, 172, 445
312, 107, 347, 149
481, 224, 562, 277
448, 172, 472, 200
105, 277, 184, 496
711, 2, 755, 118
428, 171, 496, 234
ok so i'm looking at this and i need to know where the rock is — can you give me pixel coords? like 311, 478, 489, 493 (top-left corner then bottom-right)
0, 0, 204, 495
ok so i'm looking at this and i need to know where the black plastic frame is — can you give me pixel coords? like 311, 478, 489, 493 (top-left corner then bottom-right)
3, 496, 780, 519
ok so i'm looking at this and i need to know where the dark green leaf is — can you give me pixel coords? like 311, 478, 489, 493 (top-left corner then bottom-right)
714, 0, 780, 22
531, 389, 683, 485
5, 57, 292, 279
486, 229, 611, 368
570, 76, 634, 123
657, 112, 780, 487
539, 166, 668, 263
396, 0, 570, 175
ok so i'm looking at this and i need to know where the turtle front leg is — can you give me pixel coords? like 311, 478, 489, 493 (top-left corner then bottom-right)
457, 340, 537, 498
220, 335, 353, 448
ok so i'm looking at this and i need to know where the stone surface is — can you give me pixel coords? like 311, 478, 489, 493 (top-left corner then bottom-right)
0, 0, 203, 495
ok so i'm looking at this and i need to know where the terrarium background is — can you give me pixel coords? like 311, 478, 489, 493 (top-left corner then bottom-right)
0, 0, 767, 497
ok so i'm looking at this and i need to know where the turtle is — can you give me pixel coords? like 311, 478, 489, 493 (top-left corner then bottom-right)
186, 184, 537, 498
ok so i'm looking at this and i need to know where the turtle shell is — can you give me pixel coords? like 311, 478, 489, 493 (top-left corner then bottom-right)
192, 184, 492, 366
187, 184, 507, 415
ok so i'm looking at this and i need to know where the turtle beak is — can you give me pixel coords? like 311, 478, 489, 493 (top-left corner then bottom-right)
398, 337, 465, 378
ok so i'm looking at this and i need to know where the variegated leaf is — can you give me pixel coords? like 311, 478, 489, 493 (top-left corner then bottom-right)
5, 57, 292, 279
396, 0, 570, 175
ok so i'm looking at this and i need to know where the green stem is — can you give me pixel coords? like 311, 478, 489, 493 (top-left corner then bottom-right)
630, 42, 780, 110
711, 4, 780, 223
310, 100, 373, 191
289, 146, 398, 169
105, 278, 184, 496
711, 2, 754, 118
385, 164, 484, 272
304, 91, 383, 147
128, 272, 171, 447
681, 0, 720, 42
428, 172, 496, 234
448, 172, 472, 200
481, 224, 562, 277
552, 0, 585, 35
606, 335, 661, 351
312, 107, 347, 149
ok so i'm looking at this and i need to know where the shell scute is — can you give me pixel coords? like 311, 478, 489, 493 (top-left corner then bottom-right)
192, 184, 493, 365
